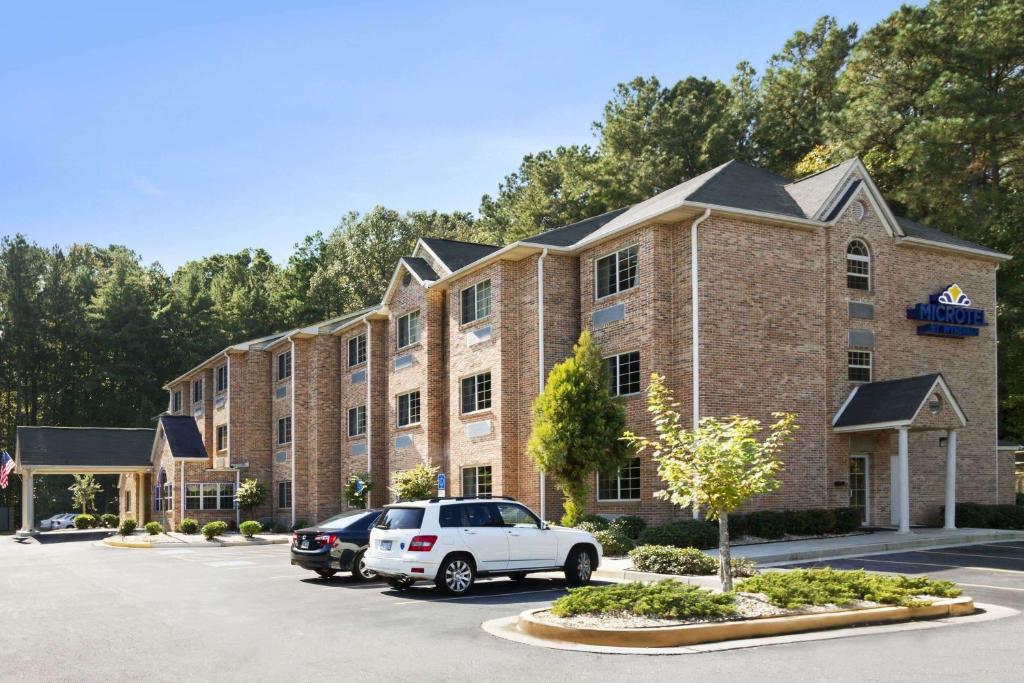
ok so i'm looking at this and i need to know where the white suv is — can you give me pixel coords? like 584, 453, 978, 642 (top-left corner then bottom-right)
364, 497, 602, 595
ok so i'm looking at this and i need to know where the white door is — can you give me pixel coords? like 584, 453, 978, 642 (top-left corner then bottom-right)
494, 502, 558, 569
890, 455, 900, 527
849, 455, 869, 526
456, 502, 509, 571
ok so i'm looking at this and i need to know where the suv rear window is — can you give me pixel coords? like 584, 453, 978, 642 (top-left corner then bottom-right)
375, 507, 424, 530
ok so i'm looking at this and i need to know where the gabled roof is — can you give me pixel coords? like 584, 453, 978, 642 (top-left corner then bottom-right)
418, 238, 501, 272
157, 415, 208, 460
523, 207, 631, 247
401, 256, 439, 282
832, 374, 966, 432
896, 216, 1007, 258
16, 426, 155, 469
785, 159, 859, 218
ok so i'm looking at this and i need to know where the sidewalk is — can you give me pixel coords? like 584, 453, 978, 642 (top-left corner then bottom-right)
103, 531, 291, 548
595, 527, 1024, 581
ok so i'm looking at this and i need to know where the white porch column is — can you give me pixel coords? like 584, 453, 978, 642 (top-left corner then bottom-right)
19, 468, 33, 532
897, 427, 911, 534
944, 430, 958, 530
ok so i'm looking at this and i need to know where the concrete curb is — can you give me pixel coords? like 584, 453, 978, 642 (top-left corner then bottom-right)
751, 530, 1024, 565
102, 535, 289, 549
103, 539, 154, 549
516, 596, 975, 648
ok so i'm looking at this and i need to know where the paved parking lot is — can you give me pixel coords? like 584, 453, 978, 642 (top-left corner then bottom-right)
2, 536, 1023, 681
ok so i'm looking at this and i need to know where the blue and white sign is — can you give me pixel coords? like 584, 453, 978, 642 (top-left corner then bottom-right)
437, 472, 446, 496
354, 478, 366, 495
906, 284, 987, 339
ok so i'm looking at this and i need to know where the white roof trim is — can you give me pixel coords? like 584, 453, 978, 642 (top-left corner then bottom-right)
381, 258, 432, 306
817, 159, 903, 237
833, 420, 913, 434
831, 385, 861, 427
908, 375, 967, 428
413, 239, 453, 276
896, 236, 1012, 262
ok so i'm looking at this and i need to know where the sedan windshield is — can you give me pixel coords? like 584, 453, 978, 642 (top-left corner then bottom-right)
319, 511, 377, 530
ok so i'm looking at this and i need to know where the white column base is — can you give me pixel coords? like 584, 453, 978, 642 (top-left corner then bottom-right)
897, 427, 912, 534
943, 430, 957, 530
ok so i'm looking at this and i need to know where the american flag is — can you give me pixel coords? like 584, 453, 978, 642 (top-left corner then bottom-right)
0, 450, 14, 489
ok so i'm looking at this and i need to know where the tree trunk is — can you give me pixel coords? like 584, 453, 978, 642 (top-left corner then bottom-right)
718, 512, 733, 592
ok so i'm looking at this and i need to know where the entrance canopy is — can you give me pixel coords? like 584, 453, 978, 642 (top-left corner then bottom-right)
832, 374, 966, 433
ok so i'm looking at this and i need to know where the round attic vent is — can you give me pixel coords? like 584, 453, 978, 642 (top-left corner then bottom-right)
402, 273, 412, 287
852, 200, 866, 222
929, 393, 943, 415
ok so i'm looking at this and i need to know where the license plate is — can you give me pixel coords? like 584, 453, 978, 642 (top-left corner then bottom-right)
300, 539, 309, 549
380, 540, 392, 551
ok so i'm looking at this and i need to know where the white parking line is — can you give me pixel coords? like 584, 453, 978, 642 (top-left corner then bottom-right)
954, 582, 1024, 592
206, 560, 256, 568
918, 549, 1024, 561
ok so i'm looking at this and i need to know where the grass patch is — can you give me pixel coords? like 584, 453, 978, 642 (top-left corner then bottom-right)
550, 580, 736, 620
739, 568, 961, 609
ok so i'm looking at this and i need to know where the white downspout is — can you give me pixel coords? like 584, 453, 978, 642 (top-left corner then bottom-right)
364, 319, 373, 502
537, 248, 549, 521
690, 208, 711, 520
290, 338, 296, 530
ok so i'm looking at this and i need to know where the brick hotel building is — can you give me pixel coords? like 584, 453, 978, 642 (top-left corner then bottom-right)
118, 158, 1013, 532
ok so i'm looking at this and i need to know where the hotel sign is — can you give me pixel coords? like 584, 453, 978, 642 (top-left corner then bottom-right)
906, 284, 987, 338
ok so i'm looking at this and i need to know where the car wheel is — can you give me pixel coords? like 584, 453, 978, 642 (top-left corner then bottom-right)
351, 549, 377, 581
386, 577, 415, 591
316, 569, 337, 579
508, 572, 529, 582
435, 555, 475, 596
564, 546, 594, 586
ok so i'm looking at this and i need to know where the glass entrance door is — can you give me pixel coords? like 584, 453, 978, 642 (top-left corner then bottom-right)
849, 456, 869, 526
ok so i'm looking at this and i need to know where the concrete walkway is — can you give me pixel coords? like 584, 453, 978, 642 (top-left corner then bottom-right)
103, 531, 291, 548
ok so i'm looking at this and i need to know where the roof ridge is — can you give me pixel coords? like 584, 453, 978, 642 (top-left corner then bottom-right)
421, 236, 500, 248
525, 205, 633, 240
17, 425, 155, 431
786, 158, 856, 186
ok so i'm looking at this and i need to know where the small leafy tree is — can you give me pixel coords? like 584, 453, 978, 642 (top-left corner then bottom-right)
344, 473, 374, 509
527, 330, 631, 526
68, 474, 102, 515
390, 463, 438, 501
623, 373, 798, 591
235, 478, 267, 514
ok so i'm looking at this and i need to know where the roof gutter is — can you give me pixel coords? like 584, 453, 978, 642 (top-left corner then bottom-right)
895, 236, 1012, 262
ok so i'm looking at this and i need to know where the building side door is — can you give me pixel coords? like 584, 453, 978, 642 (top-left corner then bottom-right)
849, 455, 869, 526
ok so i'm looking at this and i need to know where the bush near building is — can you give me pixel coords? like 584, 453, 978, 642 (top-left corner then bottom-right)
390, 463, 438, 502
144, 522, 163, 535
178, 518, 200, 534
118, 519, 137, 537
239, 520, 262, 538
593, 529, 635, 557
952, 502, 1024, 529
637, 520, 719, 549
608, 515, 647, 540
551, 580, 736, 619
74, 514, 96, 529
202, 521, 228, 540
739, 568, 961, 609
629, 545, 758, 577
100, 513, 119, 528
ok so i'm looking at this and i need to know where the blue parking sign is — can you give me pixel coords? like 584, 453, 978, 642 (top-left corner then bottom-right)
437, 473, 446, 492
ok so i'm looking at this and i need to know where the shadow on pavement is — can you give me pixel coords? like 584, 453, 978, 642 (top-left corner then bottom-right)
34, 529, 114, 544
377, 576, 615, 605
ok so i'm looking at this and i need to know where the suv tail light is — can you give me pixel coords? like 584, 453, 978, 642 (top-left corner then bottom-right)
408, 535, 437, 552
314, 533, 338, 545
291, 532, 298, 545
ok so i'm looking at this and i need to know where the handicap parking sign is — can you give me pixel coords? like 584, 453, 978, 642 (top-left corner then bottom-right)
437, 473, 446, 493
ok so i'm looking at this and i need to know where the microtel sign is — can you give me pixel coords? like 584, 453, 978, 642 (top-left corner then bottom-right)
906, 284, 987, 338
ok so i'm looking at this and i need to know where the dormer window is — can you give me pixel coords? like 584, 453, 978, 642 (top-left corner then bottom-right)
846, 240, 871, 291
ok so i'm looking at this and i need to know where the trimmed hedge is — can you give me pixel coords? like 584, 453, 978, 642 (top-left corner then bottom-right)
239, 520, 262, 538
74, 514, 96, 529
952, 502, 1024, 529
118, 519, 137, 536
637, 520, 719, 550
593, 529, 635, 556
144, 521, 164, 535
736, 507, 862, 539
100, 513, 120, 529
178, 518, 199, 534
629, 545, 759, 577
551, 580, 736, 619
608, 515, 647, 540
202, 521, 228, 540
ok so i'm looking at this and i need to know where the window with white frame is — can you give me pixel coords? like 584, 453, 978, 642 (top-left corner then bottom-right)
846, 240, 871, 290
185, 483, 236, 511
278, 481, 292, 509
348, 405, 367, 437
461, 372, 492, 414
397, 391, 421, 427
597, 458, 641, 500
595, 245, 638, 299
462, 465, 492, 497
606, 351, 641, 396
277, 416, 292, 445
215, 364, 228, 393
192, 378, 204, 405
277, 350, 292, 381
126, 490, 132, 513
172, 391, 182, 413
216, 425, 228, 452
157, 482, 173, 511
848, 350, 872, 383
348, 334, 367, 367
460, 280, 492, 325
397, 310, 421, 349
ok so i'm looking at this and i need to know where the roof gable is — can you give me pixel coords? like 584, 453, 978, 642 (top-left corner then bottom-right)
158, 416, 209, 460
417, 238, 501, 273
832, 374, 966, 432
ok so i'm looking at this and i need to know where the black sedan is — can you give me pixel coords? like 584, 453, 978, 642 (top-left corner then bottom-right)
291, 509, 382, 580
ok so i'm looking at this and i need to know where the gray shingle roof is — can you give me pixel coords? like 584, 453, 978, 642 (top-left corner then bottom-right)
401, 256, 439, 282
419, 238, 501, 272
896, 216, 1005, 257
523, 207, 631, 247
159, 416, 208, 460
785, 159, 859, 218
833, 374, 952, 428
686, 160, 805, 217
16, 426, 155, 468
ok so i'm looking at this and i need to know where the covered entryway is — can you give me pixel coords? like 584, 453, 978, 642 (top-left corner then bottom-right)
13, 426, 154, 536
833, 374, 967, 533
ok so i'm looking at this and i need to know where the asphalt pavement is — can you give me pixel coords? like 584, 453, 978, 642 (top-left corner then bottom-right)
1, 535, 1023, 681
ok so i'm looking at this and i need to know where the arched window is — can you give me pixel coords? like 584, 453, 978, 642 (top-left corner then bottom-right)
846, 240, 870, 291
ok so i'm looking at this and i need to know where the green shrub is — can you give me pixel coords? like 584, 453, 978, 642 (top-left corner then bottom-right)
831, 507, 863, 533
574, 521, 605, 534
637, 520, 718, 549
178, 518, 200, 534
629, 545, 717, 575
739, 568, 961, 609
730, 557, 759, 578
144, 522, 164, 535
118, 519, 137, 536
953, 502, 1024, 529
389, 463, 438, 501
74, 514, 96, 529
593, 529, 635, 556
1016, 492, 1024, 507
608, 515, 647, 539
272, 522, 287, 533
576, 514, 610, 530
239, 520, 262, 538
551, 580, 735, 619
202, 521, 228, 540
743, 510, 786, 539
100, 513, 119, 529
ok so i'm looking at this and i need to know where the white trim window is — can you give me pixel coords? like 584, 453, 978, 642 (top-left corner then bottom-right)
460, 279, 492, 325
191, 378, 204, 405
595, 245, 638, 299
348, 405, 367, 438
606, 351, 641, 396
848, 350, 872, 383
172, 390, 182, 413
277, 416, 292, 445
216, 425, 228, 452
215, 364, 228, 394
157, 482, 173, 512
277, 481, 292, 509
846, 240, 871, 291
277, 350, 292, 381
462, 465, 492, 497
348, 333, 367, 367
460, 372, 492, 414
597, 458, 641, 500
186, 483, 236, 510
397, 390, 421, 427
397, 310, 421, 349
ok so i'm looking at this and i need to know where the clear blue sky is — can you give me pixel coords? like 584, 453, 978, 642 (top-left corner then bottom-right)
1, 1, 907, 271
